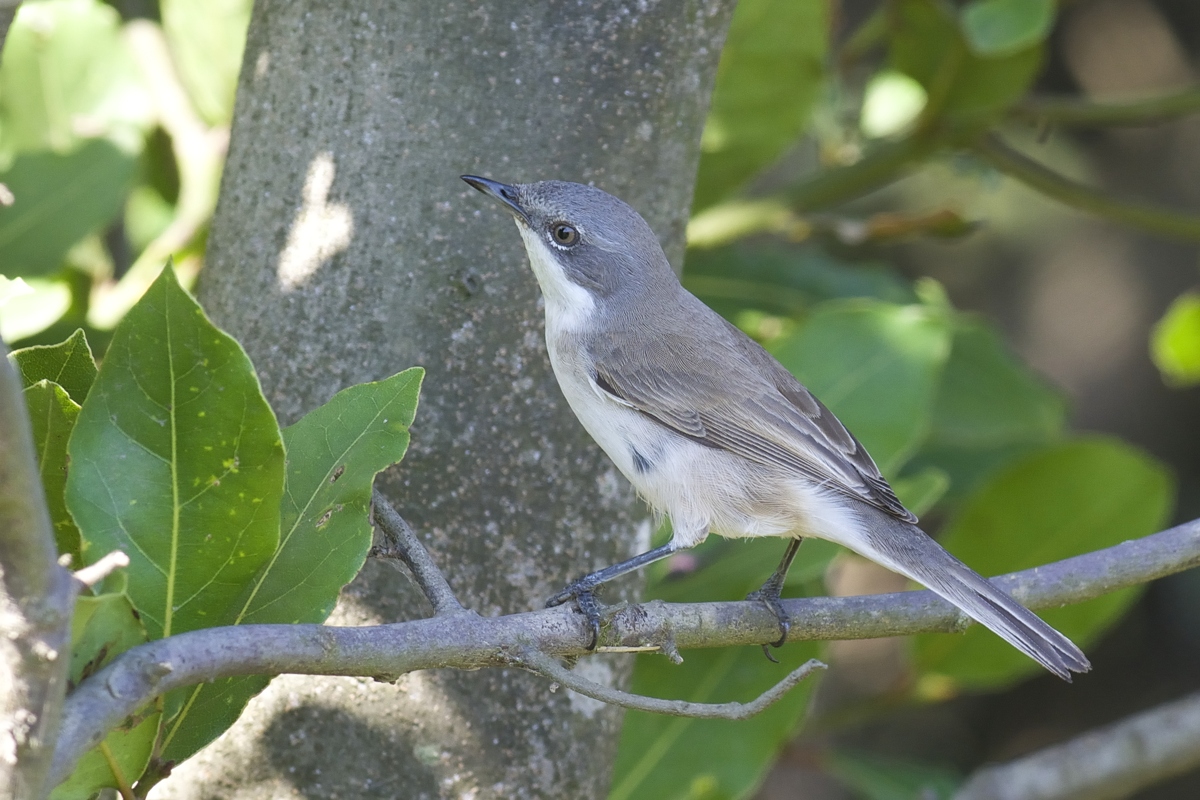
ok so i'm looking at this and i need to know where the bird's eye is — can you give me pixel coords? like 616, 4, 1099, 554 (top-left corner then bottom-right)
550, 223, 579, 247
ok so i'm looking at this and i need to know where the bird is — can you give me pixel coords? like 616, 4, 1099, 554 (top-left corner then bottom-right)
462, 175, 1090, 681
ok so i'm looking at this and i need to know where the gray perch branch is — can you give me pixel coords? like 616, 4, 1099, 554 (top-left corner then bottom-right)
955, 690, 1200, 800
49, 517, 1200, 789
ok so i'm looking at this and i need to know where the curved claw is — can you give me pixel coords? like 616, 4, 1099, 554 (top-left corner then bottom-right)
747, 587, 790, 660
546, 580, 603, 650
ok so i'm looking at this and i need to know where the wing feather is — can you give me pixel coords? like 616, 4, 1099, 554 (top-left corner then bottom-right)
589, 314, 916, 523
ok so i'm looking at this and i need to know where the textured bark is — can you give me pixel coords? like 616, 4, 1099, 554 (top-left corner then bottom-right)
165, 1, 734, 798
0, 343, 75, 800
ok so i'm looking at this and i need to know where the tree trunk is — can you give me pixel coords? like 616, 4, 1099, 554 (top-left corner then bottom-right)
162, 1, 733, 797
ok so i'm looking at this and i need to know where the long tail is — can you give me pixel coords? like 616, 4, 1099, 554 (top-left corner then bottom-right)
848, 507, 1091, 681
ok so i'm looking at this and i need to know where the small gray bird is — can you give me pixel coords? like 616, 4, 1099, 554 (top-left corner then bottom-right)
462, 175, 1090, 681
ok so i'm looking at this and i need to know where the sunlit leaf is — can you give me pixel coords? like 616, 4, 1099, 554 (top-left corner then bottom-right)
159, 368, 424, 762
693, 0, 829, 210
66, 265, 284, 639
0, 0, 151, 156
159, 0, 252, 126
914, 438, 1173, 687
1151, 292, 1200, 386
10, 328, 97, 402
23, 380, 82, 560
51, 593, 159, 799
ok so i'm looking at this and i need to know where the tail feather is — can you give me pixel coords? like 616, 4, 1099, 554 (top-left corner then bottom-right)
850, 509, 1091, 681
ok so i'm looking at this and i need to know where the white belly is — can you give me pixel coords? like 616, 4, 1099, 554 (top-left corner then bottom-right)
544, 332, 862, 550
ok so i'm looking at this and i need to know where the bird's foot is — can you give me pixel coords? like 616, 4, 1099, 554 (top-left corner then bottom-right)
547, 579, 604, 650
746, 583, 790, 663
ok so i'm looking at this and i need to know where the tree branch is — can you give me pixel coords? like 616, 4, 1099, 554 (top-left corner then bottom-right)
973, 133, 1200, 241
955, 690, 1200, 800
0, 342, 76, 799
516, 648, 826, 720
49, 518, 1200, 789
1012, 88, 1200, 128
369, 491, 467, 617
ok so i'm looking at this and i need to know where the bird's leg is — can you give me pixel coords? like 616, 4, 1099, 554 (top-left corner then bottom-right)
746, 537, 804, 661
546, 542, 678, 649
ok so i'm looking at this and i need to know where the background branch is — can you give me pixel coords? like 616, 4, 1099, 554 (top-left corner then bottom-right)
49, 517, 1200, 789
0, 343, 76, 799
955, 690, 1200, 800
973, 133, 1200, 241
1012, 88, 1200, 127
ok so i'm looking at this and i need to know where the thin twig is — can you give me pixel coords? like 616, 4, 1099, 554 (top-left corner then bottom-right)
73, 551, 130, 588
1012, 88, 1200, 128
48, 518, 1200, 788
955, 690, 1200, 800
370, 491, 467, 616
517, 647, 826, 720
973, 133, 1200, 241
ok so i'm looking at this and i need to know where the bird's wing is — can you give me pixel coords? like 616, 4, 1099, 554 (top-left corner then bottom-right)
589, 316, 916, 523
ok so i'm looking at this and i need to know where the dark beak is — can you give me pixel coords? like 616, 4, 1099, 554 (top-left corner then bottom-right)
461, 175, 530, 224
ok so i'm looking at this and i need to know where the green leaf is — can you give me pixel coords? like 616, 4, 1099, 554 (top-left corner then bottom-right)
159, 0, 252, 126
914, 437, 1173, 687
908, 317, 1065, 505
52, 593, 159, 800
693, 0, 829, 210
0, 0, 152, 156
962, 0, 1055, 57
0, 139, 137, 276
10, 328, 97, 402
769, 300, 953, 475
23, 381, 82, 560
610, 643, 823, 800
826, 750, 960, 800
159, 368, 425, 762
66, 265, 284, 640
1151, 292, 1200, 386
888, 0, 1044, 132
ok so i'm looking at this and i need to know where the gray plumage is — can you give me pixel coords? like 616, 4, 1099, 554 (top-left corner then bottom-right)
463, 175, 1090, 680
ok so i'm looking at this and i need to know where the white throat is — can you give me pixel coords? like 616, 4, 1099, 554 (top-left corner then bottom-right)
517, 222, 596, 334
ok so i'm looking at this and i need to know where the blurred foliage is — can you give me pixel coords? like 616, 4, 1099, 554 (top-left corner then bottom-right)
1, 0, 1194, 797
0, 0, 245, 349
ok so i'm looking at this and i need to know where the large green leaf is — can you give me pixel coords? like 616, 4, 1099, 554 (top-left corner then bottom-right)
10, 328, 97, 402
826, 750, 960, 800
159, 368, 425, 762
0, 0, 151, 156
610, 642, 823, 800
914, 437, 1173, 687
888, 0, 1045, 134
908, 317, 1065, 504
159, 0, 252, 126
23, 380, 82, 560
0, 139, 137, 276
692, 0, 828, 210
51, 593, 160, 800
66, 265, 284, 639
769, 299, 952, 475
